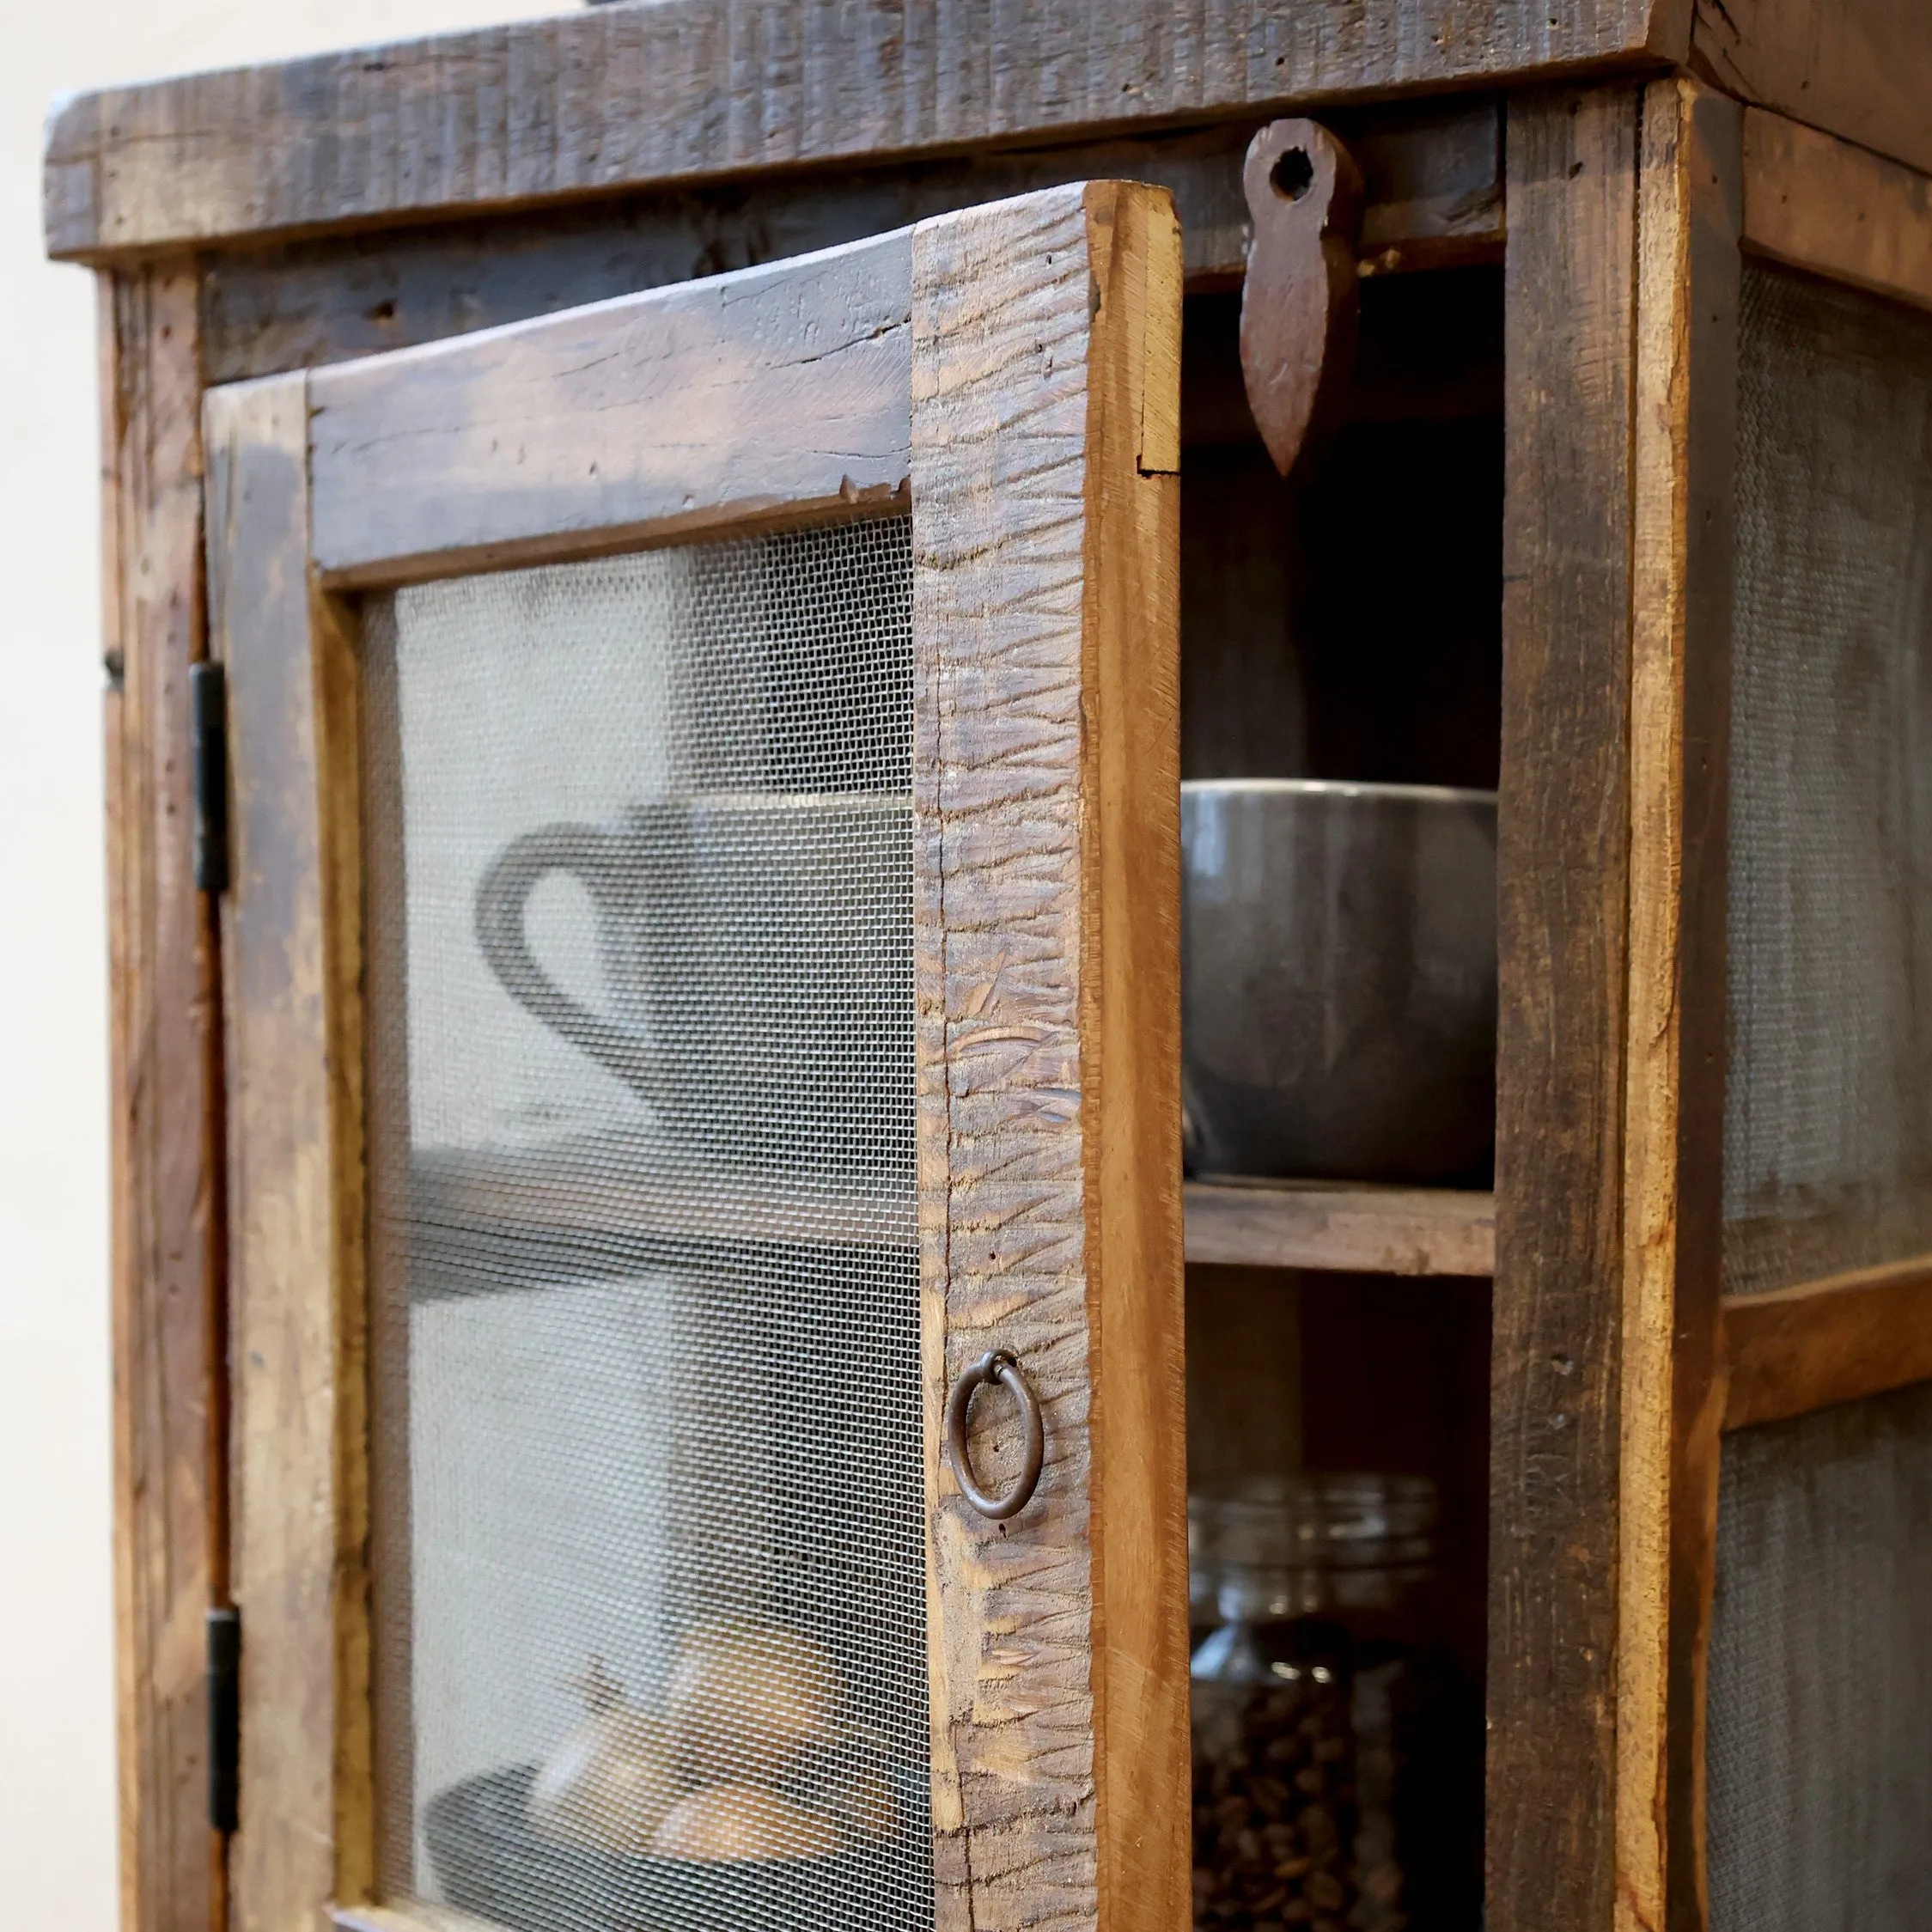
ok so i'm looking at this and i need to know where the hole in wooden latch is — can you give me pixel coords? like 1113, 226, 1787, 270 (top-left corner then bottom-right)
1271, 149, 1314, 202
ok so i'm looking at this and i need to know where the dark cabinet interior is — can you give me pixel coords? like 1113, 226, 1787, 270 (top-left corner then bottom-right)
1180, 270, 1503, 790
1179, 258, 1503, 1931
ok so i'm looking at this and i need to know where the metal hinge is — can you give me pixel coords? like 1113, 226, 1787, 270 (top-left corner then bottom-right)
189, 660, 229, 895
207, 1606, 241, 1834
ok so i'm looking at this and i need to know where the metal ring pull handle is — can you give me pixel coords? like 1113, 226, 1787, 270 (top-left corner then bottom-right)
943, 1350, 1045, 1522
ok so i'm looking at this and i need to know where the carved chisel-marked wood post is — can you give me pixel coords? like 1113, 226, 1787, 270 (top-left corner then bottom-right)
1240, 119, 1365, 478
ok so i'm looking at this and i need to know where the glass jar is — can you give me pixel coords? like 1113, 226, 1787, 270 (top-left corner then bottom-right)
1189, 1475, 1480, 1932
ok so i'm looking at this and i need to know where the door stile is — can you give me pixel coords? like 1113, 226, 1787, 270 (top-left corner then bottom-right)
206, 369, 377, 1927
1490, 83, 1642, 1932
910, 180, 1188, 1932
1618, 77, 1742, 1932
102, 259, 225, 1932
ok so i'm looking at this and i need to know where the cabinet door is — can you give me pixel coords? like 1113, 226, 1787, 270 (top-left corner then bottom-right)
204, 182, 1185, 1932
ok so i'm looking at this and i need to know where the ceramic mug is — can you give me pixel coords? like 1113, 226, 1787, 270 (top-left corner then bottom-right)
475, 792, 914, 1170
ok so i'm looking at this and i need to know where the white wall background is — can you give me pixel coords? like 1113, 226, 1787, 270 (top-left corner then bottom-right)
0, 3, 566, 1922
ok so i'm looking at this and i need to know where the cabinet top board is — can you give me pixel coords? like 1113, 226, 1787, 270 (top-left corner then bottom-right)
46, 0, 1679, 261
43, 1, 1932, 271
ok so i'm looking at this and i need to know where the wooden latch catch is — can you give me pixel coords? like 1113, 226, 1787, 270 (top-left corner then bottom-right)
1240, 119, 1365, 478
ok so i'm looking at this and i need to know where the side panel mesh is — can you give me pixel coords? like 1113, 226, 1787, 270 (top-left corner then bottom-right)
361, 517, 931, 1932
1713, 265, 1932, 1930
1708, 1386, 1932, 1931
1725, 265, 1932, 1297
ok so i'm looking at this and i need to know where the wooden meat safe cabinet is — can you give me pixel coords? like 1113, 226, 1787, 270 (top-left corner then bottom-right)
46, 3, 1932, 1930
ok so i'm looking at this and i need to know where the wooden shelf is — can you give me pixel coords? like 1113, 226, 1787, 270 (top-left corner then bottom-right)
407, 1132, 915, 1288
1183, 1178, 1495, 1277
406, 1136, 1494, 1284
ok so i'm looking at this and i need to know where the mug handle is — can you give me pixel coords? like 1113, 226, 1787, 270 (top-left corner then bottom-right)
473, 823, 665, 1104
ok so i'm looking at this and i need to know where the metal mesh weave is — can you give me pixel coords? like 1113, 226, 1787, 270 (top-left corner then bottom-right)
361, 516, 930, 1932
1707, 1382, 1932, 1932
1725, 265, 1932, 1295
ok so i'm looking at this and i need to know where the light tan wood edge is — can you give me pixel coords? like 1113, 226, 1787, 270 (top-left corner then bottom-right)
1693, 0, 1932, 184
307, 229, 914, 588
911, 181, 1187, 1932
1617, 76, 1741, 1932
1184, 1182, 1493, 1275
44, 0, 1669, 263
103, 260, 224, 1932
1740, 107, 1932, 318
1720, 1255, 1932, 1431
207, 370, 376, 1926
332, 1903, 500, 1932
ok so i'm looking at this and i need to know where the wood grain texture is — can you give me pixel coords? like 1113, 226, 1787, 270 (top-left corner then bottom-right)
1618, 79, 1740, 1932
1692, 0, 1932, 180
1077, 181, 1188, 1932
1239, 119, 1364, 477
308, 228, 913, 587
1741, 108, 1932, 320
332, 1905, 498, 1932
322, 1139, 1490, 1278
1489, 84, 1639, 1932
43, 0, 1664, 262
197, 102, 1504, 386
209, 371, 372, 1930
358, 607, 414, 1899
1722, 1256, 1932, 1431
1184, 1180, 1494, 1275
101, 261, 222, 1932
911, 180, 1186, 1932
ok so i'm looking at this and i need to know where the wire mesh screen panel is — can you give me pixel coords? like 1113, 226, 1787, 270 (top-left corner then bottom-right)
1725, 265, 1932, 1296
360, 516, 930, 1932
1707, 1382, 1932, 1931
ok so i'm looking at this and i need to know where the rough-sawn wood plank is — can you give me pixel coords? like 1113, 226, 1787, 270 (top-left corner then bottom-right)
911, 180, 1187, 1932
1184, 1180, 1495, 1276
308, 229, 914, 586
43, 0, 1675, 260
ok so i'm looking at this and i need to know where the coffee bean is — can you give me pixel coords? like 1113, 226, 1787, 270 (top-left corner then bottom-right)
1192, 1650, 1409, 1928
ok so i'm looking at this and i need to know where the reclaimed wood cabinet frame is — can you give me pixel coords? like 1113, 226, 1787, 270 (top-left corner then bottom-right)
200, 182, 1187, 1932
57, 4, 1932, 1930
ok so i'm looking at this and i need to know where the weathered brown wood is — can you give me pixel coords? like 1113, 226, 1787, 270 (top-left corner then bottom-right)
373, 1144, 1497, 1280
911, 180, 1187, 1932
1721, 1256, 1932, 1431
1350, 98, 1508, 277
1184, 1180, 1494, 1275
43, 0, 1666, 264
1741, 108, 1932, 320
1240, 119, 1364, 476
1618, 78, 1740, 1932
102, 260, 222, 1932
317, 584, 375, 1914
358, 603, 413, 1902
307, 229, 914, 588
1489, 83, 1639, 1932
1692, 0, 1932, 181
209, 371, 371, 1929
195, 103, 1506, 386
